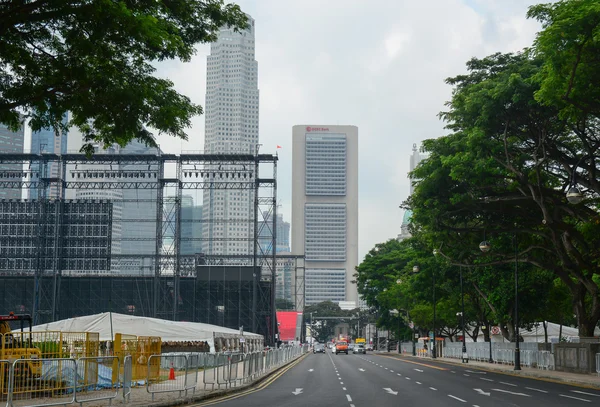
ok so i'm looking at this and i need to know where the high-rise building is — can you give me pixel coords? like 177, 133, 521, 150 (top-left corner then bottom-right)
398, 143, 427, 241
0, 121, 25, 200
202, 14, 259, 256
180, 195, 203, 255
258, 213, 290, 254
30, 114, 69, 199
291, 125, 359, 306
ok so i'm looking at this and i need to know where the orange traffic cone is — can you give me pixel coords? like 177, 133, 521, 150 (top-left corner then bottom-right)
168, 364, 175, 380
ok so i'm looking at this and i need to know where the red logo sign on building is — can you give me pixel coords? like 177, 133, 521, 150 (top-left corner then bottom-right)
306, 126, 330, 132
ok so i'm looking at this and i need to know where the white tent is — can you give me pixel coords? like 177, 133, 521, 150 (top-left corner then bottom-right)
26, 312, 263, 351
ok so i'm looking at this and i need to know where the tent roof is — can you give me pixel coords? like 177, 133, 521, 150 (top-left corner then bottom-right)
27, 312, 263, 342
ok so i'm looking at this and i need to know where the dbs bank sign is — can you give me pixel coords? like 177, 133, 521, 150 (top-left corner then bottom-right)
306, 126, 330, 132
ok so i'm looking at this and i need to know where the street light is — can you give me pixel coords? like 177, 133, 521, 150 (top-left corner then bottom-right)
415, 262, 437, 359
566, 185, 584, 204
459, 265, 468, 363
480, 237, 521, 370
480, 323, 493, 363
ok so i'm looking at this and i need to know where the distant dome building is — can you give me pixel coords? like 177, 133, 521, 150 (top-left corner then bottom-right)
398, 143, 427, 241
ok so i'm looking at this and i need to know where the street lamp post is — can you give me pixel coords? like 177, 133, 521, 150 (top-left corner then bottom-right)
479, 237, 520, 370
481, 323, 493, 363
459, 266, 468, 363
415, 262, 436, 359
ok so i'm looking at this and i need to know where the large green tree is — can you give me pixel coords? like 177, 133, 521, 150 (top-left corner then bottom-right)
408, 50, 600, 336
0, 0, 247, 154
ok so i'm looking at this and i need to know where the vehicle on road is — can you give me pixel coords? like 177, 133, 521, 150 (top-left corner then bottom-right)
313, 343, 325, 354
353, 344, 366, 354
365, 344, 374, 351
348, 343, 355, 351
335, 341, 348, 355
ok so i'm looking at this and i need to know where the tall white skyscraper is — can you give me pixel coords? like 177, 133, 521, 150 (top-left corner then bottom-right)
202, 14, 259, 256
291, 125, 359, 305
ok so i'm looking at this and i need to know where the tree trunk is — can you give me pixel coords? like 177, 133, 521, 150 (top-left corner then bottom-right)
573, 282, 600, 337
543, 321, 548, 344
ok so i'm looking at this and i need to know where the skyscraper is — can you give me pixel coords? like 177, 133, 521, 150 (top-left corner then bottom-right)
0, 121, 25, 200
291, 125, 359, 306
202, 14, 259, 256
30, 114, 68, 199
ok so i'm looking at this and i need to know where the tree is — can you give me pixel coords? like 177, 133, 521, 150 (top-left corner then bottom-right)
275, 298, 295, 310
528, 0, 600, 120
0, 0, 247, 155
408, 50, 600, 336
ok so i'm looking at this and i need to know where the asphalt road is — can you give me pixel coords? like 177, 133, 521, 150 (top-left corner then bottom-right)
192, 349, 600, 406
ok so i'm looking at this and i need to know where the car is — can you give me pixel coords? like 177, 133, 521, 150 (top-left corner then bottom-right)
365, 344, 374, 351
313, 344, 325, 353
348, 343, 355, 351
335, 341, 348, 355
353, 344, 366, 354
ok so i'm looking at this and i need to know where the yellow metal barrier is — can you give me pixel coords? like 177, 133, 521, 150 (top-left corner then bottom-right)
113, 333, 161, 383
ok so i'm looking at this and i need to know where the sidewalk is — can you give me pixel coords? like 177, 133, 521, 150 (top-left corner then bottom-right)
379, 352, 600, 389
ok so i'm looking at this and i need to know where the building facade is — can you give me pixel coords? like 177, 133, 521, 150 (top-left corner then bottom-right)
30, 114, 69, 199
291, 125, 358, 305
202, 14, 259, 257
0, 122, 25, 200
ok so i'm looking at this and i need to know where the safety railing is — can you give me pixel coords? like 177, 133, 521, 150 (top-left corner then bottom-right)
146, 354, 191, 401
122, 355, 132, 403
74, 356, 120, 406
10, 358, 77, 407
596, 353, 600, 377
1, 346, 308, 406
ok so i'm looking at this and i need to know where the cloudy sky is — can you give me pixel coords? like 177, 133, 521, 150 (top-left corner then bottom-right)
155, 0, 542, 261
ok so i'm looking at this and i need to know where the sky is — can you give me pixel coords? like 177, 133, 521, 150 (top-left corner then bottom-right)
154, 0, 543, 262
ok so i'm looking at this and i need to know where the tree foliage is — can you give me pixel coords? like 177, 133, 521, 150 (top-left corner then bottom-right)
0, 0, 247, 154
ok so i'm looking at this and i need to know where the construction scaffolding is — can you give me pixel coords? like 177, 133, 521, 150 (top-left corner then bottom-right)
0, 152, 287, 344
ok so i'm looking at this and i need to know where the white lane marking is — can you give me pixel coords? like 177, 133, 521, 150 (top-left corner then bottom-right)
464, 374, 470, 377
571, 390, 600, 397
340, 382, 344, 385
346, 394, 353, 402
292, 388, 303, 395
359, 368, 365, 372
383, 388, 399, 395
308, 368, 314, 372
480, 378, 494, 382
397, 373, 401, 376
385, 367, 389, 370
499, 381, 517, 387
390, 370, 394, 372
342, 387, 346, 390
560, 394, 591, 402
451, 371, 456, 373
414, 368, 424, 372
492, 389, 531, 397
448, 395, 467, 402
525, 387, 548, 393
466, 370, 486, 374
474, 388, 490, 396
430, 387, 437, 391
416, 381, 422, 385
350, 405, 355, 407
405, 377, 411, 380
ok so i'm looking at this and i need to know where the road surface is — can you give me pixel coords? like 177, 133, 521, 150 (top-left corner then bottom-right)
190, 349, 600, 406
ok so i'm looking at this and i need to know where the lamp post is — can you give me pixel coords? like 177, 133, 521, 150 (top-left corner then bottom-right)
479, 237, 520, 370
481, 323, 493, 363
459, 265, 468, 363
415, 262, 436, 358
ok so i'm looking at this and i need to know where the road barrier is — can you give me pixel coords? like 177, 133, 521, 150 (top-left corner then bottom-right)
146, 354, 191, 401
74, 356, 120, 406
122, 355, 132, 403
0, 345, 308, 406
10, 358, 77, 407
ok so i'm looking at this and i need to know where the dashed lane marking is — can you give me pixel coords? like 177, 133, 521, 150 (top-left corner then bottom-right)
480, 378, 494, 382
571, 390, 600, 397
346, 394, 353, 402
560, 394, 591, 403
499, 381, 517, 387
430, 387, 437, 391
525, 387, 548, 393
448, 395, 467, 403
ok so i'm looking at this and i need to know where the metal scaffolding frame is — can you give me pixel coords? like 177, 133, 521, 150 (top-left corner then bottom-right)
0, 152, 283, 343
